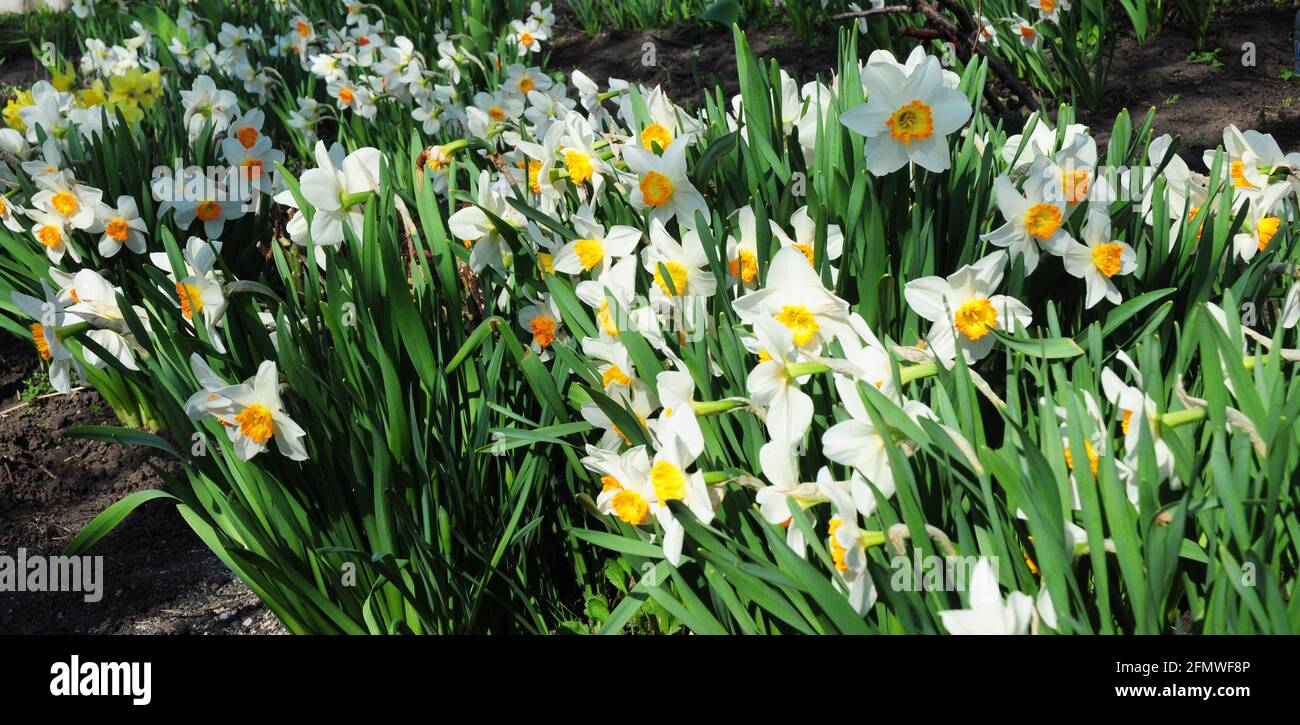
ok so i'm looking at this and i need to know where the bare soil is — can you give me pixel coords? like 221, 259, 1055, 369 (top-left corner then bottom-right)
0, 333, 284, 634
1078, 7, 1300, 161
547, 4, 839, 107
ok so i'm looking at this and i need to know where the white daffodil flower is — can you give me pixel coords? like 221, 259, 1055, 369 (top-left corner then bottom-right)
818, 476, 878, 615
582, 337, 644, 398
1008, 15, 1041, 49
181, 75, 239, 139
733, 246, 850, 352
983, 170, 1074, 273
552, 211, 639, 277
937, 558, 1034, 634
770, 205, 844, 267
754, 441, 830, 557
642, 217, 716, 303
824, 372, 933, 501
840, 52, 972, 175
95, 195, 148, 257
1029, 0, 1070, 24
1101, 351, 1178, 489
623, 137, 708, 227
64, 269, 144, 372
576, 256, 640, 340
587, 444, 656, 526
11, 281, 83, 393
652, 369, 705, 459
31, 177, 102, 231
1033, 130, 1108, 209
1207, 125, 1300, 193
186, 358, 309, 461
221, 133, 285, 195
448, 169, 526, 274
1232, 182, 1288, 262
746, 316, 815, 446
28, 210, 80, 265
975, 14, 999, 47
274, 141, 382, 262
517, 293, 564, 361
904, 251, 1033, 364
724, 205, 761, 290
1001, 114, 1091, 170
580, 383, 656, 451
1061, 206, 1137, 308
647, 433, 715, 566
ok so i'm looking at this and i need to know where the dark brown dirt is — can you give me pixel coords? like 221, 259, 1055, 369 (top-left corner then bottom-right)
1066, 8, 1300, 160
0, 333, 284, 634
0, 53, 40, 91
548, 4, 839, 108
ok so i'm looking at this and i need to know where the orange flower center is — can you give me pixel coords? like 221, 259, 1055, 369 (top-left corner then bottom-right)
564, 149, 593, 185
31, 323, 52, 360
235, 403, 274, 444
176, 281, 203, 320
653, 260, 689, 297
610, 489, 650, 525
37, 225, 62, 248
639, 171, 674, 207
1024, 203, 1062, 240
729, 247, 758, 283
774, 304, 820, 348
338, 87, 355, 105
1257, 217, 1280, 251
236, 126, 260, 149
196, 199, 222, 222
792, 242, 815, 266
530, 315, 557, 348
650, 460, 686, 503
1230, 161, 1256, 190
1064, 439, 1099, 478
1091, 242, 1124, 278
828, 518, 849, 572
527, 159, 542, 194
887, 99, 934, 145
640, 123, 672, 152
602, 364, 632, 388
106, 218, 130, 241
1061, 168, 1091, 204
954, 298, 998, 341
51, 190, 79, 216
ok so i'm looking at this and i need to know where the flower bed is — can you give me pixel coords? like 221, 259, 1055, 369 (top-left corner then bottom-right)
1, 0, 1298, 634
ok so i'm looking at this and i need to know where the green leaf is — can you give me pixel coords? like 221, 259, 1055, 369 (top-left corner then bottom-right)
65, 490, 178, 556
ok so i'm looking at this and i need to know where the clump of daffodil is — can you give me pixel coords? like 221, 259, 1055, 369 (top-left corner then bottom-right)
107, 69, 163, 124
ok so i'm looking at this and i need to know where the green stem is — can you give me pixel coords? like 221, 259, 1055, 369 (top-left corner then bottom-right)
899, 361, 938, 385
861, 531, 887, 549
340, 190, 373, 208
1159, 407, 1206, 428
692, 398, 746, 416
785, 361, 831, 378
